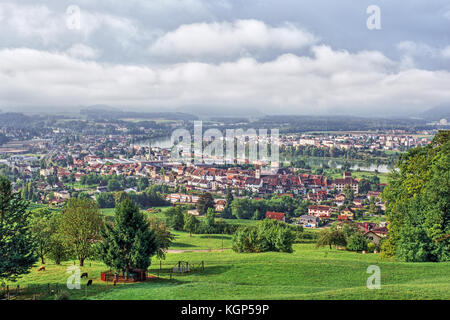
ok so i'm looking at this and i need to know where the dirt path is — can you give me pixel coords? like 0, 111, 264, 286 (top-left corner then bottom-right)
167, 248, 230, 253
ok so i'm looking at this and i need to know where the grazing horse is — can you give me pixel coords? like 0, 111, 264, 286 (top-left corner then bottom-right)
37, 266, 45, 271
81, 272, 88, 278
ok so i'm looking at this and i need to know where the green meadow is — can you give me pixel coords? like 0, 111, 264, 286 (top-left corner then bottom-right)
326, 170, 390, 184
10, 231, 450, 300
169, 231, 232, 251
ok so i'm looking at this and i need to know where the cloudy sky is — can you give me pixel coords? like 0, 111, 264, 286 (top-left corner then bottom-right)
1, 0, 450, 116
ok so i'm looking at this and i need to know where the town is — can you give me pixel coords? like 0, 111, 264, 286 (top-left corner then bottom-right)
0, 114, 438, 238
1, 112, 447, 302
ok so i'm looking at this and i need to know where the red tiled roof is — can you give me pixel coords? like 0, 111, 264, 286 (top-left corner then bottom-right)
266, 211, 285, 221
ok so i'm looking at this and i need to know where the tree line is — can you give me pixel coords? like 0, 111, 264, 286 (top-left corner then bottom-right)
0, 177, 174, 283
381, 130, 449, 262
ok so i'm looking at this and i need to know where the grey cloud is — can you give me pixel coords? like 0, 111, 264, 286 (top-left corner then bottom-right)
1, 47, 449, 116
0, 0, 449, 116
149, 20, 317, 62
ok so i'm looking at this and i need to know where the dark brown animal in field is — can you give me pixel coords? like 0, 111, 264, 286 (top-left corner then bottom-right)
86, 280, 93, 286
37, 266, 45, 271
81, 272, 88, 278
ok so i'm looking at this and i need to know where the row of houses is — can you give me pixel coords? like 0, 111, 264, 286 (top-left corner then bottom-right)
166, 193, 226, 212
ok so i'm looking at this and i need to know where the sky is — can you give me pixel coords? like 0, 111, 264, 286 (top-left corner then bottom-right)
1, 0, 450, 117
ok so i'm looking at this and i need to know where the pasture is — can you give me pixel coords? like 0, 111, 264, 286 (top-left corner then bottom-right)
9, 233, 450, 300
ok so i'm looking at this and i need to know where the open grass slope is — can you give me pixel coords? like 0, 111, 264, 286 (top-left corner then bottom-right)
169, 231, 232, 251
91, 244, 450, 300
11, 232, 449, 300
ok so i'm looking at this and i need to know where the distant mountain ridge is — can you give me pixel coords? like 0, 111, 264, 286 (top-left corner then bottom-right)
419, 105, 450, 120
175, 105, 266, 118
80, 106, 198, 121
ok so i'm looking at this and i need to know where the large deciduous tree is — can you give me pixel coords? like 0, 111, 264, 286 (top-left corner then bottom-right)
232, 219, 295, 253
316, 226, 347, 250
381, 130, 449, 262
183, 213, 200, 237
30, 208, 54, 264
148, 216, 174, 260
221, 188, 234, 219
58, 198, 102, 266
197, 192, 215, 215
165, 206, 185, 231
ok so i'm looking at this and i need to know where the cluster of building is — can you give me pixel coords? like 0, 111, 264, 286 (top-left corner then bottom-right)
282, 132, 432, 151
0, 126, 386, 223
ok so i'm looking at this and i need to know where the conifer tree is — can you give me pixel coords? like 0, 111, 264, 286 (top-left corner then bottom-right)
99, 199, 157, 278
0, 176, 37, 282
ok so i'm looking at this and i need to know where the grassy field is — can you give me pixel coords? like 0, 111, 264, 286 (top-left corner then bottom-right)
89, 245, 450, 300
11, 239, 450, 300
92, 245, 450, 300
11, 205, 447, 300
326, 170, 390, 184
64, 182, 97, 190
100, 206, 171, 218
350, 171, 390, 184
169, 230, 233, 250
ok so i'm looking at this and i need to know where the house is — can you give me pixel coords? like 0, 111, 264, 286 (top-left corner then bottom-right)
307, 190, 327, 202
244, 177, 263, 192
74, 173, 86, 182
367, 191, 382, 200
331, 172, 359, 194
308, 205, 331, 219
188, 209, 200, 216
334, 193, 346, 201
97, 186, 108, 193
340, 208, 354, 220
353, 197, 365, 206
214, 199, 226, 212
297, 215, 320, 228
337, 215, 351, 221
188, 178, 211, 189
54, 191, 70, 200
265, 211, 286, 222
371, 226, 388, 237
364, 227, 388, 246
166, 193, 199, 204
357, 222, 378, 232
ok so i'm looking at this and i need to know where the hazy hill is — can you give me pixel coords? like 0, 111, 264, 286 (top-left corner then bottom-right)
419, 105, 450, 120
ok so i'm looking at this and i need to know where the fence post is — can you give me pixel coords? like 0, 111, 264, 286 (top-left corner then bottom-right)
202, 261, 204, 271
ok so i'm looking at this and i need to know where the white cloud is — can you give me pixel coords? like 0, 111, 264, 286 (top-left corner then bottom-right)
444, 9, 450, 20
1, 2, 449, 116
1, 47, 449, 116
396, 41, 450, 67
76, 11, 137, 41
0, 3, 63, 44
0, 2, 137, 45
396, 41, 436, 57
441, 46, 450, 59
66, 44, 99, 59
150, 20, 318, 60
